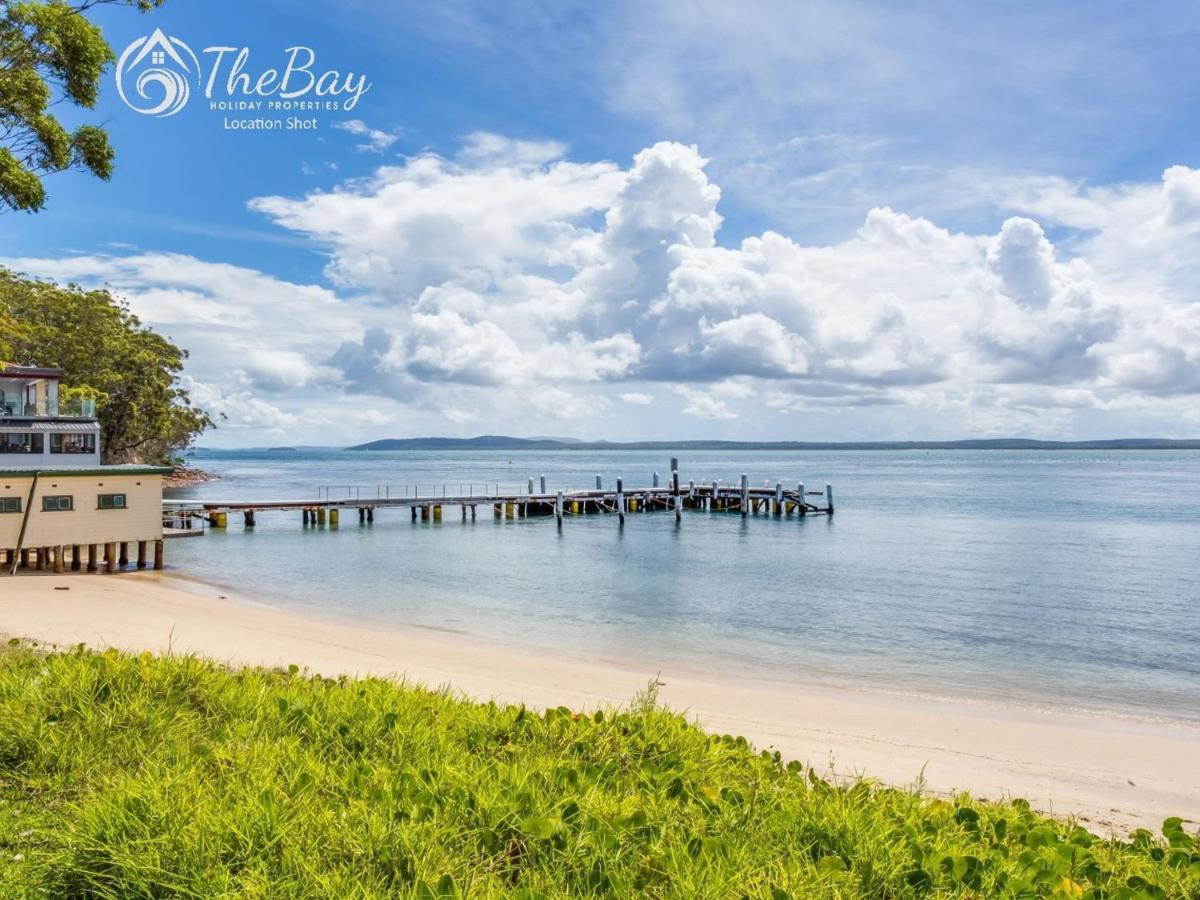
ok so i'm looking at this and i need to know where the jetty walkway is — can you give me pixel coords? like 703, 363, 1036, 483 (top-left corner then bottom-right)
163, 465, 833, 533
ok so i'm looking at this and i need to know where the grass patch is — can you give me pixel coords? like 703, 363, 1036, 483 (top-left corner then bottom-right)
0, 641, 1196, 898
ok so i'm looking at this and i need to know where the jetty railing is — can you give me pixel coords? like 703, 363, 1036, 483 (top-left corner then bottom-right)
164, 461, 834, 534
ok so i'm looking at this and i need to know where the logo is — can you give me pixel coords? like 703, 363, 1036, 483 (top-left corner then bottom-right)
115, 28, 200, 117
113, 31, 372, 130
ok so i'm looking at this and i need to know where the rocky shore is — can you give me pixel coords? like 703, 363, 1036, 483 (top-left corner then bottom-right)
163, 466, 216, 489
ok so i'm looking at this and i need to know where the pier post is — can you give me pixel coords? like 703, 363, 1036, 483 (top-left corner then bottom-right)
528, 477, 535, 494
359, 507, 365, 524
672, 470, 682, 522
616, 477, 625, 525
740, 474, 749, 518
653, 471, 659, 488
462, 504, 467, 521
316, 507, 327, 526
711, 481, 719, 511
244, 510, 255, 528
367, 506, 374, 523
826, 484, 834, 514
137, 541, 147, 570
154, 540, 164, 570
329, 508, 339, 527
87, 544, 98, 572
798, 482, 807, 516
432, 505, 442, 522
119, 542, 129, 566
53, 546, 64, 574
595, 474, 602, 490
471, 505, 476, 520
303, 508, 309, 526
540, 475, 546, 494
556, 491, 563, 527
71, 544, 81, 571
105, 543, 117, 574
775, 482, 783, 515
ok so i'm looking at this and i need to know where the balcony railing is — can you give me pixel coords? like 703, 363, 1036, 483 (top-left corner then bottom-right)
0, 397, 96, 418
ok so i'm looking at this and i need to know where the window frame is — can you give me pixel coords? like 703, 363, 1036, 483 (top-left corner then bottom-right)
49, 432, 97, 455
0, 496, 21, 514
97, 493, 128, 511
41, 495, 74, 512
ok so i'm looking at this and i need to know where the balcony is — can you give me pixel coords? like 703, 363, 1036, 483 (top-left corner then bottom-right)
0, 396, 96, 419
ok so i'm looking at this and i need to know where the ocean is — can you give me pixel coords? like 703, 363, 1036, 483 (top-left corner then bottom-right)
169, 448, 1200, 723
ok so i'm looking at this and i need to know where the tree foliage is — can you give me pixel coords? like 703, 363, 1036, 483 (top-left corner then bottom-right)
0, 0, 167, 213
0, 267, 213, 464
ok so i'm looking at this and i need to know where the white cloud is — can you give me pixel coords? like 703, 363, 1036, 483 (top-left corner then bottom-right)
333, 119, 400, 153
9, 138, 1200, 442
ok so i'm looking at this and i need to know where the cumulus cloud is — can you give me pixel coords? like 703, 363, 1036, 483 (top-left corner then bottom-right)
8, 137, 1200, 440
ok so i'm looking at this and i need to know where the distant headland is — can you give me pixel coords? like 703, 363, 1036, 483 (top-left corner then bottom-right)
345, 435, 1200, 451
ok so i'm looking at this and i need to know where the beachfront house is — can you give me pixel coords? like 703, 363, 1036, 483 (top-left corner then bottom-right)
0, 364, 170, 573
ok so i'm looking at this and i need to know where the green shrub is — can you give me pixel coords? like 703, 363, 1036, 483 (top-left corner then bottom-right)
0, 642, 1195, 897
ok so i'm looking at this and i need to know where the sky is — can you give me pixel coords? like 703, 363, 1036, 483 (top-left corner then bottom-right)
3, 0, 1200, 446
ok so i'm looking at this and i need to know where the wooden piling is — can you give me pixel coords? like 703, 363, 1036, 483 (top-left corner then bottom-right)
119, 542, 129, 566
87, 544, 98, 572
540, 475, 546, 494
740, 474, 749, 518
71, 544, 81, 571
53, 546, 64, 574
244, 510, 255, 527
556, 491, 564, 527
153, 539, 164, 570
329, 508, 339, 526
798, 482, 806, 517
316, 507, 327, 526
105, 542, 117, 574
137, 541, 148, 570
826, 483, 835, 514
616, 477, 625, 525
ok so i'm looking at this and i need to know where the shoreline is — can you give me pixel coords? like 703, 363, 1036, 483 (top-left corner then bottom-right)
170, 567, 1196, 730
2, 571, 1197, 835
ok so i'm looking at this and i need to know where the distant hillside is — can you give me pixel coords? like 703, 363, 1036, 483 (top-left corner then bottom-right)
346, 435, 1200, 451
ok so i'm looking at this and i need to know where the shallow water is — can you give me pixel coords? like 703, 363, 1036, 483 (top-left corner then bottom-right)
169, 449, 1200, 722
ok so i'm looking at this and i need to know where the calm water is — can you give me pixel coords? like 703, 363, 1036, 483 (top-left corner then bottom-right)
169, 449, 1200, 722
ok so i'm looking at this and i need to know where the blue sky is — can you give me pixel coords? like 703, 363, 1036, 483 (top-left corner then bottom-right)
4, 0, 1200, 444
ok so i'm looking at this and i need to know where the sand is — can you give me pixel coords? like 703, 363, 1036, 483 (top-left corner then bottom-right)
2, 571, 1196, 835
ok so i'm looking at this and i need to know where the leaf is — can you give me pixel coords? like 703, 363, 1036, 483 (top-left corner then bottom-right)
817, 855, 847, 875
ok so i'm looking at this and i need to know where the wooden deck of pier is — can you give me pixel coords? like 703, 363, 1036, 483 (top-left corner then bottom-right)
163, 466, 834, 532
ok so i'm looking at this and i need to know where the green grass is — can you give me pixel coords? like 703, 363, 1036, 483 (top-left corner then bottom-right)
0, 642, 1196, 898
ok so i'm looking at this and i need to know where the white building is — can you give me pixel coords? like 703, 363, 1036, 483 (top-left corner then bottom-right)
1, 365, 169, 574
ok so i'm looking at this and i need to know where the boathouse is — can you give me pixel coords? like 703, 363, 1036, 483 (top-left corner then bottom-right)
0, 365, 170, 574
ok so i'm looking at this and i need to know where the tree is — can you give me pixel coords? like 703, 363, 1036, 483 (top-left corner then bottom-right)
0, 0, 166, 213
1, 267, 213, 464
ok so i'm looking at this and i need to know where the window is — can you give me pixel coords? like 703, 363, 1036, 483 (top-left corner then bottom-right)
41, 495, 73, 512
50, 433, 96, 454
98, 493, 127, 510
0, 497, 20, 514
0, 433, 43, 454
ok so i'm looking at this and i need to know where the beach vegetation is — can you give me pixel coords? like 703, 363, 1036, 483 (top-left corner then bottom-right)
0, 643, 1196, 898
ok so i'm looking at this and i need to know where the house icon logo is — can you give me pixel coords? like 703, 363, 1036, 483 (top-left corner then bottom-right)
114, 28, 201, 117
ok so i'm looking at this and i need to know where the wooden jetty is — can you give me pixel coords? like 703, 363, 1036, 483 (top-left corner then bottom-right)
162, 462, 834, 533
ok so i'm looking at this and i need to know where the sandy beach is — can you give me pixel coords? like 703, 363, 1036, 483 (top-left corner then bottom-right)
2, 571, 1197, 836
